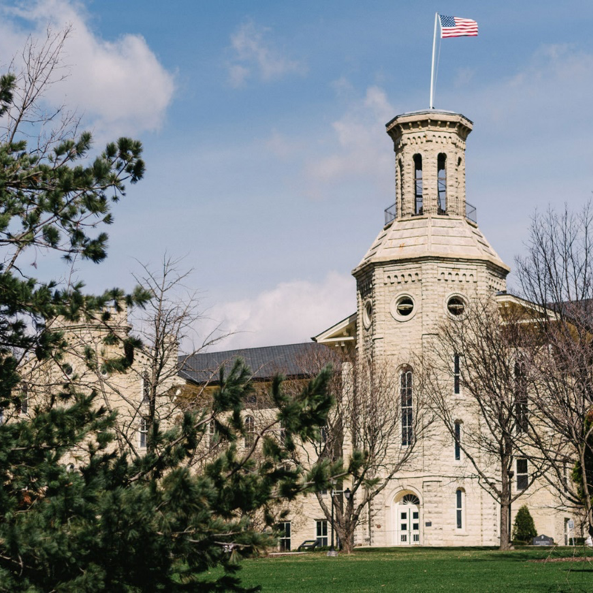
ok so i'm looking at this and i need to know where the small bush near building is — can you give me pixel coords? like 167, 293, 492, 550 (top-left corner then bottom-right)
512, 505, 538, 544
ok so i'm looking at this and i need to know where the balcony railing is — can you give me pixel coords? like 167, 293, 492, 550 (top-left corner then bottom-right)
466, 201, 477, 224
384, 203, 396, 225
384, 201, 478, 225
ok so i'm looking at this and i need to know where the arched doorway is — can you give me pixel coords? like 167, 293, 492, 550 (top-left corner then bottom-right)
394, 493, 421, 545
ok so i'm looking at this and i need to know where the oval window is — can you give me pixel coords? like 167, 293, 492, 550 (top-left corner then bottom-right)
363, 300, 373, 328
447, 296, 466, 317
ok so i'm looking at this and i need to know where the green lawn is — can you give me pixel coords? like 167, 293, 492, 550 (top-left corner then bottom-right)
234, 547, 593, 592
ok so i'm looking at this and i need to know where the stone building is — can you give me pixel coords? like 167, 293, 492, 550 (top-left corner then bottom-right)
181, 108, 577, 550
19, 108, 577, 551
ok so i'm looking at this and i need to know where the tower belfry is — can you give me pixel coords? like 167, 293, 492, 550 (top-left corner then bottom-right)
352, 109, 509, 361
389, 110, 471, 219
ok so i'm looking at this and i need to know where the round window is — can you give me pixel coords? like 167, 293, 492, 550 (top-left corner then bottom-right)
363, 300, 373, 328
396, 296, 414, 317
447, 296, 466, 317
391, 294, 416, 321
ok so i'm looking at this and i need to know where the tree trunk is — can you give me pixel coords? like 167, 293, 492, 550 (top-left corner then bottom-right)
499, 500, 512, 550
336, 524, 354, 554
499, 468, 512, 550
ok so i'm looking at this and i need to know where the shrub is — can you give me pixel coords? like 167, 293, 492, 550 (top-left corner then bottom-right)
512, 505, 537, 544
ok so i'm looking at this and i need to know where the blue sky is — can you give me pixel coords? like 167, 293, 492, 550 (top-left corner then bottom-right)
2, 0, 593, 349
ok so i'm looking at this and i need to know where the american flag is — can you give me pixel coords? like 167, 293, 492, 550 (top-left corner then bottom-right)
439, 15, 478, 38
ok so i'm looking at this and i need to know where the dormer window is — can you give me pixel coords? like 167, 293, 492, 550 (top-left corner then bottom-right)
438, 153, 447, 214
413, 154, 423, 215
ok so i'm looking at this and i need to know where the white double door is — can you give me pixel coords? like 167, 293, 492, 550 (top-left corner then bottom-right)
396, 502, 420, 545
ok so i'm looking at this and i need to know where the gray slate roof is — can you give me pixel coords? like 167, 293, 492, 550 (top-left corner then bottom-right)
178, 342, 337, 384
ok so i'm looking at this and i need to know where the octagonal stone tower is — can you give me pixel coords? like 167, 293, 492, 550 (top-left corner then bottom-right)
352, 110, 510, 363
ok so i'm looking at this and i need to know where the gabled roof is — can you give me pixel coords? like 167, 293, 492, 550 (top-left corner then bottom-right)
312, 313, 356, 347
178, 342, 337, 384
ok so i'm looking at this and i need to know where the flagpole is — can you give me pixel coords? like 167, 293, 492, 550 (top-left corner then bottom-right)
429, 12, 439, 109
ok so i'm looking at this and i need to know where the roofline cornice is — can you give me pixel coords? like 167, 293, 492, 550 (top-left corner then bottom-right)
352, 254, 511, 279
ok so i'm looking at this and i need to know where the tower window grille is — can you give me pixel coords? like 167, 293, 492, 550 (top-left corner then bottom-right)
399, 159, 404, 216
413, 154, 423, 215
438, 153, 447, 214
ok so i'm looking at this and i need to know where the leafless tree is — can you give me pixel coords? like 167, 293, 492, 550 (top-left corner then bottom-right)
516, 202, 593, 541
289, 349, 433, 553
87, 255, 231, 457
424, 295, 545, 550
1, 26, 78, 152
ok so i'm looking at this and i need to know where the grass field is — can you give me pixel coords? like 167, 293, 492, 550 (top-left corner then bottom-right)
233, 547, 593, 592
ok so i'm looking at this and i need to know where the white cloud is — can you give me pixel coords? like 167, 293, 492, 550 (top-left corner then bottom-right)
304, 85, 395, 198
227, 20, 305, 87
0, 0, 175, 139
202, 272, 355, 350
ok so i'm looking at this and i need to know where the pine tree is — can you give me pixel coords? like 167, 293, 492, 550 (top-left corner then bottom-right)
512, 505, 537, 545
0, 47, 335, 591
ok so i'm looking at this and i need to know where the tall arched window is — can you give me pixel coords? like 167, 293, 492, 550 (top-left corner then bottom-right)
453, 353, 461, 394
398, 159, 404, 216
514, 359, 528, 433
245, 415, 255, 448
454, 421, 462, 461
141, 371, 150, 404
437, 153, 447, 214
139, 417, 148, 448
413, 154, 423, 215
401, 369, 413, 446
456, 489, 465, 529
20, 384, 29, 415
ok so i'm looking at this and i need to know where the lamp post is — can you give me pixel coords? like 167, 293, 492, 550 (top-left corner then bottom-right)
327, 487, 351, 557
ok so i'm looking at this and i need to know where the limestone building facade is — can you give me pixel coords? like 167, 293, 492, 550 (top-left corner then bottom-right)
182, 109, 576, 550
19, 108, 577, 551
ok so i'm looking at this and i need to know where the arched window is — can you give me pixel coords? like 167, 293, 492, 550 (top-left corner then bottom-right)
456, 489, 465, 529
139, 417, 148, 448
20, 384, 29, 415
209, 420, 220, 449
413, 154, 423, 215
244, 415, 255, 448
399, 159, 405, 216
453, 353, 461, 394
141, 371, 150, 404
515, 359, 528, 433
454, 421, 462, 461
437, 153, 447, 214
401, 369, 413, 446
402, 493, 420, 505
